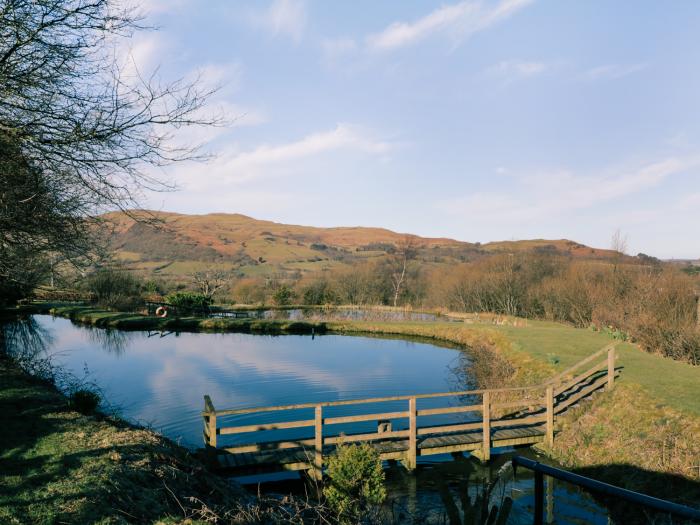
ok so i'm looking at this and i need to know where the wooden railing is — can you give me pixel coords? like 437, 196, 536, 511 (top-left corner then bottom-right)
203, 345, 618, 477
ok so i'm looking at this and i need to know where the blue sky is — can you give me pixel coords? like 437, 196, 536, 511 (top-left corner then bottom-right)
132, 0, 700, 258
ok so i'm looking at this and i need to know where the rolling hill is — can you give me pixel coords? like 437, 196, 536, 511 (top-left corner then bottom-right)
98, 210, 621, 283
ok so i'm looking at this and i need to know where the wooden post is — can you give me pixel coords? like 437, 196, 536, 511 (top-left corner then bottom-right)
482, 391, 491, 462
408, 397, 417, 470
314, 405, 323, 480
545, 385, 554, 447
204, 395, 217, 448
607, 346, 616, 391
534, 470, 544, 525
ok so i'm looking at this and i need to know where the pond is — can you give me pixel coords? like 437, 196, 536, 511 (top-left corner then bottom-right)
4, 314, 611, 524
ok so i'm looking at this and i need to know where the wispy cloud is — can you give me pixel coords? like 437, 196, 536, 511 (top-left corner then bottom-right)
583, 63, 648, 81
441, 157, 700, 224
484, 60, 549, 84
168, 123, 394, 189
252, 0, 307, 43
366, 0, 534, 52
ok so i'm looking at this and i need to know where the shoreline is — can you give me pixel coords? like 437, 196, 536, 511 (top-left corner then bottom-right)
3, 303, 700, 519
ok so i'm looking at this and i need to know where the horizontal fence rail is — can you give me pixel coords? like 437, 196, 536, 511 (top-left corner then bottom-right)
203, 345, 618, 477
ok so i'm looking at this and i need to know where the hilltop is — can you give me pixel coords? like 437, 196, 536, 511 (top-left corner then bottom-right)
99, 210, 621, 283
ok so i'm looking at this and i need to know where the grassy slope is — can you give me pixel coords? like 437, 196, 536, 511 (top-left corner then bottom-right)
475, 320, 700, 416
0, 357, 246, 525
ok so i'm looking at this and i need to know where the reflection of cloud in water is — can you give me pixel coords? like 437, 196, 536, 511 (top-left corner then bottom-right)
28, 315, 463, 447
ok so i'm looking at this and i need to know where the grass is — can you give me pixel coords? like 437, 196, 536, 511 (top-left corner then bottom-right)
0, 356, 246, 524
20, 303, 700, 510
475, 319, 700, 416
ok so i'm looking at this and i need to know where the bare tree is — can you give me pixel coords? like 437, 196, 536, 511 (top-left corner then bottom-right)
611, 229, 629, 255
0, 0, 220, 302
191, 270, 230, 300
389, 236, 419, 307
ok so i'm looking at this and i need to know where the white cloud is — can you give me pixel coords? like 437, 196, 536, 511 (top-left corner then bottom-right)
680, 193, 700, 210
485, 60, 548, 83
163, 123, 394, 190
366, 0, 534, 52
253, 0, 307, 43
583, 63, 648, 81
441, 157, 700, 223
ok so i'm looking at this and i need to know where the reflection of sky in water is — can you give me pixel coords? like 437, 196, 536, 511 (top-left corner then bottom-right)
26, 315, 610, 524
31, 315, 470, 448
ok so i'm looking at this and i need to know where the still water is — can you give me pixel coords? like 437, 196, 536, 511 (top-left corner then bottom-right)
7, 314, 610, 523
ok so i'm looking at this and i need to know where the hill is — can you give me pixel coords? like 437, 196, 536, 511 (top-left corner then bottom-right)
98, 210, 621, 283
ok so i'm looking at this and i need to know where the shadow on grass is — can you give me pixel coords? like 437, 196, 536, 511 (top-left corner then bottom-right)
0, 353, 244, 524
566, 464, 700, 525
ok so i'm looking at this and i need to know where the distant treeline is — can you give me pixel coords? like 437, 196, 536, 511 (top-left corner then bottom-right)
227, 253, 700, 364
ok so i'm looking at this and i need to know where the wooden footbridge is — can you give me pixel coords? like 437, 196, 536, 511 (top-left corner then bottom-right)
202, 345, 618, 478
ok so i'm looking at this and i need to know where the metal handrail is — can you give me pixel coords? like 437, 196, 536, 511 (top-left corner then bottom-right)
512, 455, 700, 523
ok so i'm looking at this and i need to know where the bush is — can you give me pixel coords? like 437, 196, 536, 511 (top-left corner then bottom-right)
272, 285, 295, 306
165, 291, 211, 311
85, 268, 143, 311
323, 443, 386, 523
69, 388, 100, 415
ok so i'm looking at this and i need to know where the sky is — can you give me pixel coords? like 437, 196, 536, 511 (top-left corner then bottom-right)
131, 0, 700, 259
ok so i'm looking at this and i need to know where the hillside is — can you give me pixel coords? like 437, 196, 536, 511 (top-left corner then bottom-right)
97, 211, 621, 283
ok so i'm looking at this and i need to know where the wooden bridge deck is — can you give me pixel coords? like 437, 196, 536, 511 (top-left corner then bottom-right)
203, 345, 618, 478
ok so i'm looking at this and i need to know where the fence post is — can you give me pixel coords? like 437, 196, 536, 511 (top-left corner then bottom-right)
545, 385, 554, 447
203, 395, 217, 454
534, 470, 544, 525
482, 391, 491, 462
408, 397, 417, 470
607, 345, 616, 391
314, 405, 323, 480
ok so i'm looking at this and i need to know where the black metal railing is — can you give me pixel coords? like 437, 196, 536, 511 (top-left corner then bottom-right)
512, 455, 700, 524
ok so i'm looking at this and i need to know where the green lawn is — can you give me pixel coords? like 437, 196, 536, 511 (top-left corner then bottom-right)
478, 320, 700, 416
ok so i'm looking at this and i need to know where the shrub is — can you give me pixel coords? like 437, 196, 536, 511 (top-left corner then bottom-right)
165, 291, 211, 311
85, 268, 143, 311
69, 388, 100, 415
272, 285, 295, 306
323, 442, 386, 523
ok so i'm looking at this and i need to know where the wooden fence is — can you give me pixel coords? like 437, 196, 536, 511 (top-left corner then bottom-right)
203, 344, 618, 478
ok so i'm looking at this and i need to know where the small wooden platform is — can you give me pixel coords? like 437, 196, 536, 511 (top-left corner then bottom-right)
203, 345, 618, 478
214, 425, 545, 477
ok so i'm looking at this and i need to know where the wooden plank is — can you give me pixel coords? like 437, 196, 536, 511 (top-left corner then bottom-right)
324, 430, 410, 445
607, 346, 616, 390
482, 392, 491, 462
546, 385, 554, 447
213, 385, 545, 416
219, 419, 315, 435
416, 405, 481, 416
222, 438, 315, 454
408, 397, 417, 469
324, 411, 409, 425
204, 395, 215, 413
314, 405, 323, 480
416, 421, 482, 436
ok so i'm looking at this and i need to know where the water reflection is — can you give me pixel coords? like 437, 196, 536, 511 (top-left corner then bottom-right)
1, 314, 611, 523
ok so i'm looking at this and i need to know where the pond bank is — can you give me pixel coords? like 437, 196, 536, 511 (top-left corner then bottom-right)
0, 355, 251, 524
9, 303, 700, 517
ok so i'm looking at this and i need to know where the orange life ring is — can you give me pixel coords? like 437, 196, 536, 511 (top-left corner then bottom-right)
155, 306, 168, 318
